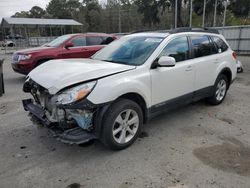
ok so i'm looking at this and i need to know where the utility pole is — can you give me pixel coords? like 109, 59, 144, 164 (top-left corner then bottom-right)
223, 0, 228, 27
202, 0, 206, 28
118, 0, 121, 33
189, 0, 193, 28
175, 0, 178, 28
213, 0, 218, 27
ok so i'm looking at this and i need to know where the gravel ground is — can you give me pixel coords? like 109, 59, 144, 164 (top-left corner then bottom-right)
0, 54, 250, 188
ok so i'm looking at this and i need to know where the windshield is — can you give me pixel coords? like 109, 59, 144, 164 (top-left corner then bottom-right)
92, 36, 163, 65
45, 35, 72, 47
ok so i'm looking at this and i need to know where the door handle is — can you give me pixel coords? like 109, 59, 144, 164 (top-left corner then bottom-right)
185, 65, 192, 71
81, 48, 88, 51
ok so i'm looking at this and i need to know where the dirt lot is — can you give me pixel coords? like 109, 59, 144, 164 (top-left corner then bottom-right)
0, 53, 250, 188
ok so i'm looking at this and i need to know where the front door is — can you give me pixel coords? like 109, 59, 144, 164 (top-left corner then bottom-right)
150, 36, 196, 110
60, 36, 88, 58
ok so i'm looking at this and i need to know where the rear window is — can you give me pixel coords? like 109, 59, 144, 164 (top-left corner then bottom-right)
190, 35, 217, 58
211, 36, 228, 53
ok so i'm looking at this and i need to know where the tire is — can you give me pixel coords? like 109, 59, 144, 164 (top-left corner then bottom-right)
207, 74, 229, 105
101, 99, 143, 150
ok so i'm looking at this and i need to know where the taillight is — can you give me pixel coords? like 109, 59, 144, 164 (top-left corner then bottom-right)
232, 52, 237, 60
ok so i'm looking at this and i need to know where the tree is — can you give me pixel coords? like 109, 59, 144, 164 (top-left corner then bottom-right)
229, 0, 250, 17
83, 0, 102, 31
29, 6, 46, 18
135, 0, 160, 27
46, 0, 81, 19
12, 11, 30, 18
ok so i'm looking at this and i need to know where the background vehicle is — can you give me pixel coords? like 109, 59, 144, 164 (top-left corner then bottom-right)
23, 28, 237, 150
1, 40, 15, 47
236, 60, 243, 73
12, 33, 116, 74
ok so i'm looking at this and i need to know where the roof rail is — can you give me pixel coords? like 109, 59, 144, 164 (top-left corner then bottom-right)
169, 27, 220, 34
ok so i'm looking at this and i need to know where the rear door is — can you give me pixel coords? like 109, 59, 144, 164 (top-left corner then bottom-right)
189, 35, 218, 91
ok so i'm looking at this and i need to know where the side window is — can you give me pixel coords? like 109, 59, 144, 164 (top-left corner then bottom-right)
86, 37, 103, 46
190, 35, 216, 58
71, 37, 86, 47
160, 37, 189, 62
211, 36, 228, 53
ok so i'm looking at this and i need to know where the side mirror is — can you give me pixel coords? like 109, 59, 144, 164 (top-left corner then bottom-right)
157, 56, 176, 67
64, 42, 74, 49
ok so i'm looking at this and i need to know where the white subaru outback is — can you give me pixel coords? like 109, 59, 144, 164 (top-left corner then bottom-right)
23, 28, 237, 150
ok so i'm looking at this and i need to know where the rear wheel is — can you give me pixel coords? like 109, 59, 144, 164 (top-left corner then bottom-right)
207, 74, 229, 105
101, 99, 143, 150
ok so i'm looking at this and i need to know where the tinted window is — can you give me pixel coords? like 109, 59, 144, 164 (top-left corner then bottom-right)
71, 37, 86, 47
209, 37, 218, 54
191, 35, 217, 57
160, 37, 189, 62
87, 37, 103, 45
212, 36, 228, 52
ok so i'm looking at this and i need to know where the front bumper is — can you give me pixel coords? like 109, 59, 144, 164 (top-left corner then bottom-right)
23, 99, 96, 144
11, 63, 32, 75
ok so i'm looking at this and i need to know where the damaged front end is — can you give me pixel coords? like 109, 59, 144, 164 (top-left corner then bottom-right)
22, 79, 103, 144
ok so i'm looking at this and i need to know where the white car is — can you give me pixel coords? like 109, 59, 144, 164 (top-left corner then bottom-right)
23, 28, 237, 150
2, 40, 15, 47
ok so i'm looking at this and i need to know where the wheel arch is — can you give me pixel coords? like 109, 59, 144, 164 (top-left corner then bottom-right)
93, 92, 148, 138
117, 92, 148, 123
217, 67, 232, 89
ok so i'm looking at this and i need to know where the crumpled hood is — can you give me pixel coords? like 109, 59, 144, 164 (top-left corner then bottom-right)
28, 58, 135, 94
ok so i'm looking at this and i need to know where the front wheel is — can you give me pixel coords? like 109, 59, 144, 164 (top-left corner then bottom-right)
101, 99, 143, 150
207, 74, 229, 105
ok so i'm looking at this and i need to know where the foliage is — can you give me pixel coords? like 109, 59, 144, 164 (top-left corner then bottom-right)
11, 0, 250, 33
229, 0, 250, 17
46, 0, 81, 19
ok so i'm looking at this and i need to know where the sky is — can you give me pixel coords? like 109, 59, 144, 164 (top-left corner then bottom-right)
0, 0, 51, 20
0, 0, 108, 21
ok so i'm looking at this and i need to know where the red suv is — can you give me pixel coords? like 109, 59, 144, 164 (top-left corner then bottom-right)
12, 33, 116, 74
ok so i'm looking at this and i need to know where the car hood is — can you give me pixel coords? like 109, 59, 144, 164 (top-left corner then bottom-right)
16, 46, 55, 54
28, 58, 135, 94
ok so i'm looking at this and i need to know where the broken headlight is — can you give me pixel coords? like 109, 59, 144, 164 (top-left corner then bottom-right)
56, 81, 97, 105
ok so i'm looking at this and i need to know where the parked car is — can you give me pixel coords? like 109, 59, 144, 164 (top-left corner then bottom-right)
12, 33, 116, 74
23, 28, 237, 150
1, 40, 15, 47
236, 60, 243, 73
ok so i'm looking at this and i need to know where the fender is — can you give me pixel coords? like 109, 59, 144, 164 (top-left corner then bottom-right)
87, 67, 152, 108
214, 66, 232, 88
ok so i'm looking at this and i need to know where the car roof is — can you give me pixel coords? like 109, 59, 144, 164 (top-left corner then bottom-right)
128, 32, 170, 38
63, 33, 113, 38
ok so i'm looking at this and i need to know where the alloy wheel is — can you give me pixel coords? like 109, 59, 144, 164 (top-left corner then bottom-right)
112, 109, 139, 144
216, 79, 227, 101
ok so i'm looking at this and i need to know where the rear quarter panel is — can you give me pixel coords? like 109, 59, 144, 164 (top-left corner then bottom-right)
214, 49, 237, 84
